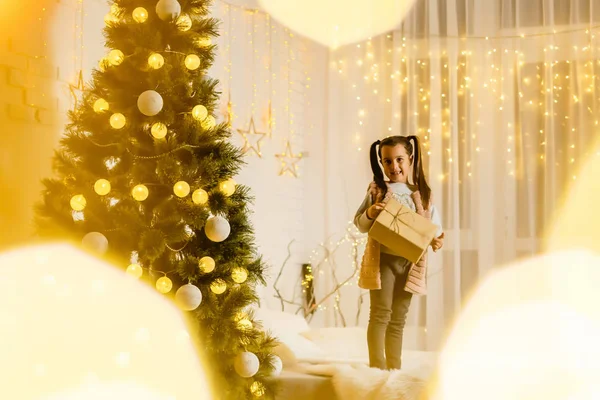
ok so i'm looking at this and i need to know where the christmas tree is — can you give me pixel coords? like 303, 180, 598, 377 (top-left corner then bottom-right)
35, 0, 280, 398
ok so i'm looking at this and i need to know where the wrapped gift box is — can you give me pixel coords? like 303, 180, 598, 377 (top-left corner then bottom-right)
369, 197, 438, 263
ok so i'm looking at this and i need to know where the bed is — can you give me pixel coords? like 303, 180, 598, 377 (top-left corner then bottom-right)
255, 308, 437, 400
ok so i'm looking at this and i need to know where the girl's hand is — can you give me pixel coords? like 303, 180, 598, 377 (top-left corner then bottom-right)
431, 232, 444, 252
367, 203, 386, 220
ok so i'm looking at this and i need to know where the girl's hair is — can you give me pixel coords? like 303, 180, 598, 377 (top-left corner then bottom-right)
369, 135, 431, 207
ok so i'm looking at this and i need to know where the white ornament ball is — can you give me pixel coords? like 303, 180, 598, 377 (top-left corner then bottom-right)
270, 355, 283, 377
175, 284, 202, 311
204, 215, 231, 242
155, 0, 181, 21
234, 351, 260, 378
137, 90, 164, 117
81, 232, 109, 255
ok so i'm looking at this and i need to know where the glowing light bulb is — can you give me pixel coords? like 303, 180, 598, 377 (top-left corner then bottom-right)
94, 179, 111, 196
93, 98, 109, 113
218, 179, 236, 197
109, 113, 126, 129
151, 122, 168, 139
210, 279, 226, 294
132, 7, 148, 23
70, 195, 86, 211
192, 105, 208, 121
148, 53, 164, 69
126, 263, 143, 278
177, 14, 192, 31
201, 115, 216, 130
185, 54, 201, 71
173, 181, 190, 198
131, 184, 149, 201
231, 267, 248, 284
195, 36, 212, 47
250, 381, 266, 397
199, 256, 215, 273
156, 276, 173, 294
192, 189, 208, 205
107, 49, 125, 66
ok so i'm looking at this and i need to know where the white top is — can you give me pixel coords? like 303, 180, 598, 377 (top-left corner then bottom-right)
354, 182, 443, 238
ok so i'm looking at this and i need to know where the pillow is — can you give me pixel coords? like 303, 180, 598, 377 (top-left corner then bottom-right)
273, 333, 326, 367
300, 327, 368, 360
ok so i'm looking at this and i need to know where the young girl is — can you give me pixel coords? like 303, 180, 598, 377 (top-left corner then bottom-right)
354, 135, 444, 370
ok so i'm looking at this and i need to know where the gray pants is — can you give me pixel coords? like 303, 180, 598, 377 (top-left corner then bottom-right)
367, 252, 413, 370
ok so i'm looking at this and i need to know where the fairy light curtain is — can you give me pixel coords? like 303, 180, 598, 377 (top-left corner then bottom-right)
324, 0, 600, 350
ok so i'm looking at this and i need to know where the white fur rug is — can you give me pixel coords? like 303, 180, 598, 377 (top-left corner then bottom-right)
301, 363, 428, 400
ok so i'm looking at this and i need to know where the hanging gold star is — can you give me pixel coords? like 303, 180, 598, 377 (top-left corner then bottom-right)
237, 116, 266, 157
69, 70, 85, 108
275, 140, 303, 177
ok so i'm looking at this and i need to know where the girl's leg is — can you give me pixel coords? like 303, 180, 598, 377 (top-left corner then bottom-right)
385, 257, 413, 370
367, 261, 395, 369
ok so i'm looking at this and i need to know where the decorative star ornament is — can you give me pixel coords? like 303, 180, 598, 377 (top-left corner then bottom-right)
69, 70, 85, 108
275, 140, 303, 177
237, 116, 266, 157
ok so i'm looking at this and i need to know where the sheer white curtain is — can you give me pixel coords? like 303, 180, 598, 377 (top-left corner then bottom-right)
323, 0, 600, 350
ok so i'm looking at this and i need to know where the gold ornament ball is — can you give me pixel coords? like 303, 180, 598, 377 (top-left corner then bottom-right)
70, 194, 87, 211
131, 184, 149, 201
110, 113, 126, 129
93, 98, 109, 113
192, 105, 208, 121
210, 278, 227, 295
94, 179, 111, 196
199, 256, 215, 273
195, 36, 212, 47
132, 7, 148, 23
151, 122, 168, 139
185, 54, 201, 71
126, 263, 143, 279
177, 14, 192, 31
250, 381, 266, 397
231, 267, 248, 284
192, 188, 208, 205
173, 181, 191, 198
107, 49, 125, 66
156, 276, 173, 294
148, 53, 164, 69
219, 178, 236, 197
201, 115, 216, 130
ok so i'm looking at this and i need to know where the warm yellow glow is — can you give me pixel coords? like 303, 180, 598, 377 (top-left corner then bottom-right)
93, 98, 109, 113
104, 13, 118, 25
250, 381, 266, 397
218, 179, 236, 197
199, 256, 215, 273
235, 312, 253, 330
173, 181, 191, 198
132, 7, 148, 23
110, 113, 126, 129
192, 105, 208, 121
131, 184, 149, 201
0, 243, 213, 399
126, 263, 143, 279
148, 53, 164, 70
151, 122, 168, 139
432, 250, 600, 400
70, 194, 86, 211
192, 189, 209, 205
156, 276, 173, 294
107, 49, 125, 66
195, 36, 212, 47
177, 14, 192, 31
231, 267, 248, 284
258, 0, 417, 49
210, 279, 227, 294
94, 179, 111, 196
185, 54, 201, 71
201, 115, 216, 130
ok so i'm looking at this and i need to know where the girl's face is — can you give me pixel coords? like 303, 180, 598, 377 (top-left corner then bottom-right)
380, 144, 412, 183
